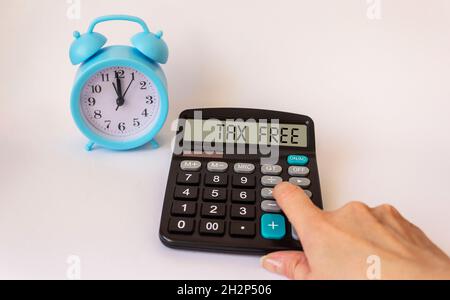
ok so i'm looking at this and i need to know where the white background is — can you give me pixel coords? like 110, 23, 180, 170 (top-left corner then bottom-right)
0, 0, 449, 279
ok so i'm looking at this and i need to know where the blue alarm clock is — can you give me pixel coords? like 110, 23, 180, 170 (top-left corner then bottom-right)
69, 15, 169, 151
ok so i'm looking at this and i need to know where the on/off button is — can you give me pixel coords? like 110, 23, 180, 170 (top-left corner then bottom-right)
287, 155, 309, 166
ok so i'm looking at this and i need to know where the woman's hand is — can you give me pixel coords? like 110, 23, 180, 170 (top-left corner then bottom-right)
261, 182, 450, 280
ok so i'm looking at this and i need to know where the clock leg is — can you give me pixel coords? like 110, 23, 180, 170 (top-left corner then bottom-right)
85, 141, 95, 152
149, 139, 160, 150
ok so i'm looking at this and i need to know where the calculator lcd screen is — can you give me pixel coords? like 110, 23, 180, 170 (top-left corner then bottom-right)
183, 119, 308, 147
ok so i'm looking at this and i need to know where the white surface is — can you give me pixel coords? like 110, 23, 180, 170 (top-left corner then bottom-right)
1, 0, 450, 279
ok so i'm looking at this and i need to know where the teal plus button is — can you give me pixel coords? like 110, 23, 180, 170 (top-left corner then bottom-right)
287, 155, 309, 166
261, 214, 286, 240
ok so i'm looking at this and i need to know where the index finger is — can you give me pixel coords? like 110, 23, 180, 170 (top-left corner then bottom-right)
273, 182, 323, 237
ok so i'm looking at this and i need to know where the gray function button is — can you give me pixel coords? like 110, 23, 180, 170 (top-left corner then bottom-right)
234, 163, 255, 174
261, 188, 274, 200
288, 166, 310, 177
261, 165, 282, 175
261, 200, 282, 213
292, 227, 299, 241
261, 176, 283, 187
289, 177, 311, 188
207, 161, 228, 173
180, 160, 201, 171
304, 190, 313, 198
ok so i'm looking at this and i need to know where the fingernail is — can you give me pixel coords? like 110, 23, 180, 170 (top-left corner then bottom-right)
261, 256, 283, 275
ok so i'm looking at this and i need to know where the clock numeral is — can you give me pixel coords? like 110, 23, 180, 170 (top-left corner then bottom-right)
94, 110, 102, 119
115, 70, 125, 79
140, 81, 147, 90
142, 108, 149, 117
118, 122, 126, 132
101, 73, 110, 82
87, 97, 96, 106
91, 85, 102, 94
105, 120, 112, 129
131, 72, 135, 81
133, 118, 141, 127
146, 95, 154, 104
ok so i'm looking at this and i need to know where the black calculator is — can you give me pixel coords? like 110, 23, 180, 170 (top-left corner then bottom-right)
159, 108, 323, 254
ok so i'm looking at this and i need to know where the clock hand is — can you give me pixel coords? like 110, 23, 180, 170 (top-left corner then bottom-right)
122, 77, 135, 98
114, 74, 125, 111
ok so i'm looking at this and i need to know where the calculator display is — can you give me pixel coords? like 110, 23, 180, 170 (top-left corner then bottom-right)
183, 119, 308, 147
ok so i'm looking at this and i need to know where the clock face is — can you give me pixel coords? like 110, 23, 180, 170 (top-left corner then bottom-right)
80, 66, 160, 141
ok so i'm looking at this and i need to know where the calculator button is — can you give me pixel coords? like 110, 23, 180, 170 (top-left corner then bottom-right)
207, 161, 228, 173
232, 175, 256, 188
230, 221, 256, 237
292, 227, 299, 241
289, 177, 311, 188
177, 172, 200, 185
231, 190, 256, 203
261, 176, 282, 187
234, 163, 255, 174
205, 173, 228, 187
174, 186, 198, 200
288, 166, 310, 177
261, 200, 282, 213
304, 190, 313, 198
287, 155, 309, 166
261, 165, 282, 175
180, 160, 202, 171
171, 201, 197, 217
231, 205, 256, 220
261, 214, 286, 240
169, 218, 195, 234
203, 188, 227, 202
199, 220, 225, 236
201, 203, 226, 218
261, 188, 274, 200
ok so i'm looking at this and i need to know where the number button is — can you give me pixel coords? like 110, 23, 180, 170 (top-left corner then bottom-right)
205, 174, 228, 187
168, 218, 195, 234
199, 220, 225, 236
174, 186, 198, 200
231, 189, 256, 203
230, 221, 256, 237
231, 205, 256, 220
177, 172, 200, 185
201, 203, 226, 218
203, 188, 227, 202
232, 175, 256, 188
171, 201, 197, 217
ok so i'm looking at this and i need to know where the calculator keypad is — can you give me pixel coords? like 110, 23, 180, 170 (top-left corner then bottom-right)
205, 173, 228, 187
203, 187, 227, 202
232, 175, 256, 188
201, 203, 226, 218
165, 156, 318, 251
